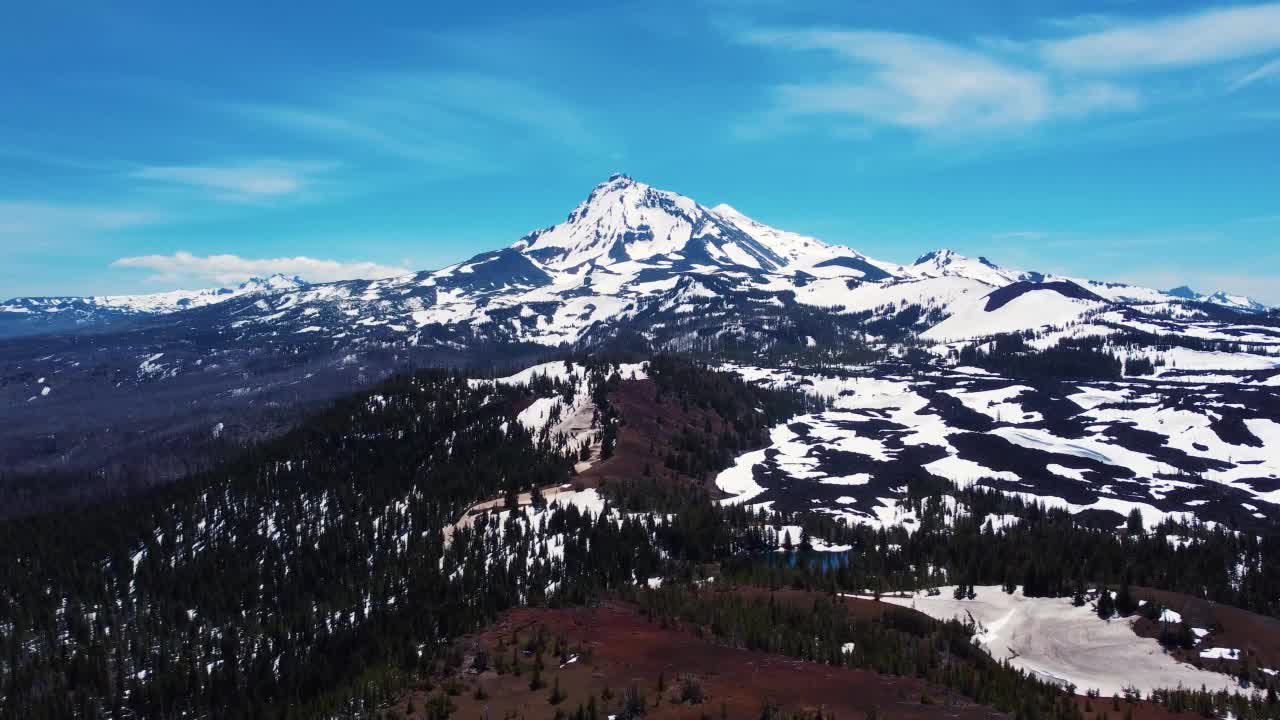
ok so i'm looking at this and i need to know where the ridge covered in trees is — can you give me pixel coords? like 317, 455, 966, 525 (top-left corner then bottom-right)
2, 356, 1278, 719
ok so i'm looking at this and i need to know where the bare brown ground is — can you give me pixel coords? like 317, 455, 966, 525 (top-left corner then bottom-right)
390, 596, 1208, 720
1130, 586, 1280, 674
448, 378, 718, 543
396, 601, 1005, 720
578, 378, 731, 493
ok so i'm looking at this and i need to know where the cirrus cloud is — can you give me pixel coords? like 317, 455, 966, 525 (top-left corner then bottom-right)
131, 161, 334, 202
111, 251, 410, 286
737, 28, 1139, 134
0, 202, 160, 237
733, 3, 1280, 138
1042, 3, 1280, 72
1230, 58, 1280, 91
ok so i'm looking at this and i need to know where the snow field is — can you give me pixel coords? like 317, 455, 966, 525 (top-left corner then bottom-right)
876, 587, 1237, 697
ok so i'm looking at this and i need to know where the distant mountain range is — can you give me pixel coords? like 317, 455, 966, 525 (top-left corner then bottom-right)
0, 274, 307, 338
1165, 285, 1269, 313
1, 175, 1270, 344
3, 174, 1278, 481
3, 174, 1270, 345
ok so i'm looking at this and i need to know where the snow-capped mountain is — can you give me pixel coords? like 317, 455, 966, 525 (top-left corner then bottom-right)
906, 249, 1030, 287
510, 173, 895, 281
5, 175, 1276, 359
0, 274, 308, 337
1167, 285, 1269, 313
5, 174, 1279, 491
1204, 291, 1268, 313
5, 175, 1275, 356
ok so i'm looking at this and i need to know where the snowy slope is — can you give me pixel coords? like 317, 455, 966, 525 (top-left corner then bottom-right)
921, 282, 1107, 341
878, 587, 1236, 696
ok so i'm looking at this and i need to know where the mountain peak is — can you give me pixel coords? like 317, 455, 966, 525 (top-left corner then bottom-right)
1164, 285, 1267, 312
510, 177, 899, 279
913, 249, 962, 266
910, 249, 1027, 287
238, 274, 307, 292
1204, 290, 1267, 313
514, 176, 720, 271
584, 173, 638, 197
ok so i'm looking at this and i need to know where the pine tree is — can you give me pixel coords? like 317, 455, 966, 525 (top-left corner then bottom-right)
1097, 588, 1114, 620
1126, 509, 1144, 535
1115, 581, 1137, 616
530, 665, 545, 691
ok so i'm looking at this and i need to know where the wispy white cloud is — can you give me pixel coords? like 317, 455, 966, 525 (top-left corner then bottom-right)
1040, 14, 1117, 34
233, 71, 604, 172
0, 202, 160, 237
760, 30, 1050, 129
131, 161, 331, 201
1230, 57, 1280, 91
111, 251, 410, 286
992, 230, 1048, 241
240, 103, 490, 171
1042, 3, 1280, 72
733, 4, 1280, 137
737, 28, 1138, 134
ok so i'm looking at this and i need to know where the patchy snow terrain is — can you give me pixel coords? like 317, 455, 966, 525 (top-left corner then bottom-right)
716, 365, 1280, 530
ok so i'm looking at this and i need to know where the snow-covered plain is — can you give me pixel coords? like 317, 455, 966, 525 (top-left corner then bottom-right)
876, 587, 1237, 696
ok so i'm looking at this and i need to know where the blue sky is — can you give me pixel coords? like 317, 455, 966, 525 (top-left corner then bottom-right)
3, 0, 1279, 302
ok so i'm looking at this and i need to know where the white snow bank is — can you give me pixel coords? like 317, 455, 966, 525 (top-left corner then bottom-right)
1200, 647, 1241, 661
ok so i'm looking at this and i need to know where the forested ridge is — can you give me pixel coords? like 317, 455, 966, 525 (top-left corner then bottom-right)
0, 357, 813, 718
1, 369, 580, 718
3, 357, 1280, 719
728, 481, 1280, 620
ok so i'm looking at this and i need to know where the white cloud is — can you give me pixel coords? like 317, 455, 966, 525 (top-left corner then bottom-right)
1230, 57, 1280, 91
132, 162, 329, 201
0, 202, 159, 236
234, 70, 603, 172
111, 251, 410, 286
1043, 3, 1280, 72
739, 29, 1138, 133
992, 230, 1048, 241
1057, 82, 1141, 116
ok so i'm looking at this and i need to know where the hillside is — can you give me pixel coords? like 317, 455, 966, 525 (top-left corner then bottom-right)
4, 357, 1280, 719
